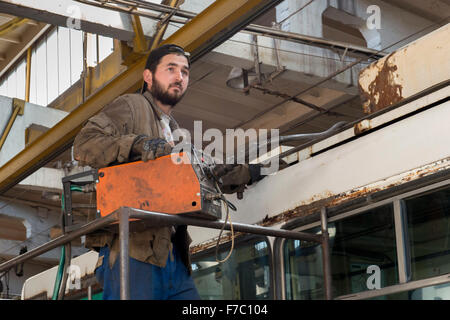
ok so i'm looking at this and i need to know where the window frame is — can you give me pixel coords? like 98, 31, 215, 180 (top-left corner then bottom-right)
191, 234, 275, 300
275, 177, 450, 300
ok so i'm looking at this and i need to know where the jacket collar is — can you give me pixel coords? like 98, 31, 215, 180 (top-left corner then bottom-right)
142, 90, 180, 130
143, 90, 163, 121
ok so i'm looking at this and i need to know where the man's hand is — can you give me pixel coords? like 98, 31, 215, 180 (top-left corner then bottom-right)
131, 136, 172, 162
212, 163, 264, 195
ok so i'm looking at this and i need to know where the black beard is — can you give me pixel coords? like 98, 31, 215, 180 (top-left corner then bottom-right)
150, 78, 185, 107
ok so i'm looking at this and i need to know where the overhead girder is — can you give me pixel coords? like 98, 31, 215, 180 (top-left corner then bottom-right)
0, 0, 157, 41
0, 0, 283, 195
0, 0, 384, 59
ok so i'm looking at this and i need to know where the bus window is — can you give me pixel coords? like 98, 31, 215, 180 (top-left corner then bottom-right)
191, 238, 271, 300
284, 204, 398, 299
368, 282, 450, 300
405, 186, 450, 281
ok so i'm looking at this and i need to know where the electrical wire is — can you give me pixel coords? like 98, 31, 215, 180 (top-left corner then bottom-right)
167, 21, 374, 65
52, 185, 78, 300
51, 245, 65, 300
189, 144, 237, 264
235, 15, 450, 128
214, 181, 235, 264
57, 243, 71, 300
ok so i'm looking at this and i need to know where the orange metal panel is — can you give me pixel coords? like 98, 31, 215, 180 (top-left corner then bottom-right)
96, 152, 201, 217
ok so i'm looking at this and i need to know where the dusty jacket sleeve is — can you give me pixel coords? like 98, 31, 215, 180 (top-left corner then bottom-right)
73, 96, 138, 168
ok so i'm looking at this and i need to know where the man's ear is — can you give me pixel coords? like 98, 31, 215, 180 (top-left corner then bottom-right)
143, 69, 152, 89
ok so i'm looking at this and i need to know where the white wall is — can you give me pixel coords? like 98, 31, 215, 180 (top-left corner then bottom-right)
0, 95, 68, 167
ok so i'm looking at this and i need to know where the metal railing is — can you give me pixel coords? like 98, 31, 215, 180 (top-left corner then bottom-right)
0, 206, 333, 300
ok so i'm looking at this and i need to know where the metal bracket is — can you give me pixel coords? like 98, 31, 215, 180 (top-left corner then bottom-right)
131, 15, 148, 54
13, 98, 25, 115
61, 169, 99, 232
252, 35, 262, 85
268, 22, 286, 82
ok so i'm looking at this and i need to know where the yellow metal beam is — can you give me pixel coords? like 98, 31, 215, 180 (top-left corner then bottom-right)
0, 17, 29, 37
0, 0, 281, 194
149, 0, 181, 51
0, 58, 144, 194
131, 15, 148, 54
0, 98, 25, 152
25, 47, 31, 102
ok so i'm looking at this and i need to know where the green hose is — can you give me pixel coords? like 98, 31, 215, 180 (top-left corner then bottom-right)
52, 246, 65, 300
52, 185, 81, 300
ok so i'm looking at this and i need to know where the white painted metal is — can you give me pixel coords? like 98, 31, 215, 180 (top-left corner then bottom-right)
359, 23, 450, 112
393, 199, 407, 284
20, 250, 98, 300
0, 96, 68, 167
189, 85, 450, 246
0, 0, 156, 41
337, 273, 450, 300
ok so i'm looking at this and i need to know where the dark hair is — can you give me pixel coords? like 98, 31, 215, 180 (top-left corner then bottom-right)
142, 44, 190, 92
147, 52, 186, 74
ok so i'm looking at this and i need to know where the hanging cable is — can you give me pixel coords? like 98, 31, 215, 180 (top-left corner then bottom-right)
51, 245, 65, 300
234, 15, 450, 129
214, 181, 235, 264
52, 185, 79, 300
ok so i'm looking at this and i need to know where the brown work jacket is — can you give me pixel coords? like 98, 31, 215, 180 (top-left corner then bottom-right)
73, 91, 192, 273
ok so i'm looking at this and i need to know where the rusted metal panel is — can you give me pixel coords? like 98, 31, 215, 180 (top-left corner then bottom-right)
257, 157, 450, 228
359, 23, 450, 114
190, 156, 450, 254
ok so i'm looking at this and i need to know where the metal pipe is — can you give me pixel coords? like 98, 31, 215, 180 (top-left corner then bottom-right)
0, 17, 29, 37
88, 285, 92, 300
148, 0, 181, 51
127, 208, 323, 243
320, 207, 332, 300
77, 0, 383, 59
272, 79, 450, 164
0, 213, 118, 274
0, 206, 327, 301
236, 18, 448, 130
25, 47, 31, 102
57, 243, 72, 300
0, 107, 19, 151
0, 0, 282, 196
245, 24, 385, 59
119, 208, 130, 300
279, 121, 347, 143
82, 32, 88, 103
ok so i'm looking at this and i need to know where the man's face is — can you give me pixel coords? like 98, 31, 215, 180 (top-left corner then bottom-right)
144, 53, 189, 106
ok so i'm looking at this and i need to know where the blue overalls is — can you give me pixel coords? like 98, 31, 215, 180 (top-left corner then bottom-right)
95, 245, 200, 300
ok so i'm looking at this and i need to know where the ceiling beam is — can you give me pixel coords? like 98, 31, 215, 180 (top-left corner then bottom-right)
0, 35, 21, 43
0, 22, 50, 78
0, 0, 159, 41
382, 0, 450, 22
0, 0, 283, 195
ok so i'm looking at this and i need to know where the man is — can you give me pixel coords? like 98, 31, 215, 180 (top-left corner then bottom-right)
73, 44, 262, 300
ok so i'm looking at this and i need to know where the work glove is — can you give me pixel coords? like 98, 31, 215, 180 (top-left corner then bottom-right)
212, 163, 264, 196
130, 135, 172, 162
